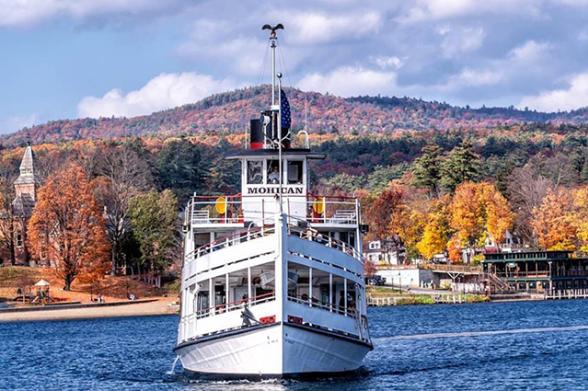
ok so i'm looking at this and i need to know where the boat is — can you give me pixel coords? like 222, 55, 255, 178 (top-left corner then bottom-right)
174, 23, 372, 377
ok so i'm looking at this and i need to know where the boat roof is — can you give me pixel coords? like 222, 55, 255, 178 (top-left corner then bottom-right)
226, 149, 325, 160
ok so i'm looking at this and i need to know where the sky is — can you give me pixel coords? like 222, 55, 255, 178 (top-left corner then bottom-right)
1, 0, 588, 134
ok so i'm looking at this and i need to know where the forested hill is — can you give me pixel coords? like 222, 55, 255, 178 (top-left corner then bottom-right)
4, 85, 588, 146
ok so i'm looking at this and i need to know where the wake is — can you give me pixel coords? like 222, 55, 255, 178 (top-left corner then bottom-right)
375, 324, 588, 342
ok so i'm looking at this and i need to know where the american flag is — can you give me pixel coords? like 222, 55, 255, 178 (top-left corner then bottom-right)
280, 89, 291, 130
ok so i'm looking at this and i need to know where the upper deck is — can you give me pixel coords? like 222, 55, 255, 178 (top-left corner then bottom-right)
184, 193, 360, 231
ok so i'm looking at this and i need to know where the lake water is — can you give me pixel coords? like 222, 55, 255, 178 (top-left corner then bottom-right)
2, 300, 588, 390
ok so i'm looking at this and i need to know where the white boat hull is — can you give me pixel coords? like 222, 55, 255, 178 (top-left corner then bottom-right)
175, 323, 371, 376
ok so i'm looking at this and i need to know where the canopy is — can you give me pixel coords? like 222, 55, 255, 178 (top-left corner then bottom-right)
34, 279, 50, 287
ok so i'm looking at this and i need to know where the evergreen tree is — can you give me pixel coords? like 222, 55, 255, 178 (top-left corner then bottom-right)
440, 141, 481, 193
412, 145, 443, 197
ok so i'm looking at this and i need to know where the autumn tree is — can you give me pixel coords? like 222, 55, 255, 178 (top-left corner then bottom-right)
416, 195, 452, 260
128, 189, 179, 275
28, 164, 110, 290
531, 188, 576, 250
363, 184, 405, 241
450, 182, 514, 255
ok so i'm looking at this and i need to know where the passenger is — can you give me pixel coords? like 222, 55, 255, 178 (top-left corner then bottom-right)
268, 165, 280, 184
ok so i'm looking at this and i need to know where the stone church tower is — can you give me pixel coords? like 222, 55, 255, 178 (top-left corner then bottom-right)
11, 146, 36, 265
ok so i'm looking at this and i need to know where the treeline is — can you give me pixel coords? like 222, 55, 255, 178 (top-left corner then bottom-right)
0, 137, 242, 289
350, 132, 588, 263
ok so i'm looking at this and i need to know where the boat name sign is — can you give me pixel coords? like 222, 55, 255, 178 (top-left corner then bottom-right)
246, 186, 304, 195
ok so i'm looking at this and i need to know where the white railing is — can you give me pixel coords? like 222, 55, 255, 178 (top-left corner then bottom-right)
194, 292, 276, 320
287, 295, 357, 318
186, 194, 359, 226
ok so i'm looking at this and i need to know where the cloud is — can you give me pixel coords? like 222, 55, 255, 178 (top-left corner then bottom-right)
0, 113, 39, 134
519, 72, 588, 112
372, 56, 403, 70
77, 72, 237, 118
447, 68, 503, 87
297, 66, 396, 97
0, 0, 178, 27
509, 40, 550, 62
399, 0, 541, 23
439, 26, 485, 57
285, 11, 382, 44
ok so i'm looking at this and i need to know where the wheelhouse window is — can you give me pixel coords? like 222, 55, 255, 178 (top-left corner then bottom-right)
247, 160, 263, 184
267, 160, 280, 184
287, 160, 303, 185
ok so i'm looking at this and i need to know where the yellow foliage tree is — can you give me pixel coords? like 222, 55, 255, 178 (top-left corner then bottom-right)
416, 195, 451, 260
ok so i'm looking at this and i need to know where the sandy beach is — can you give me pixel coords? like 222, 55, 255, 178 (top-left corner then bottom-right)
0, 297, 178, 323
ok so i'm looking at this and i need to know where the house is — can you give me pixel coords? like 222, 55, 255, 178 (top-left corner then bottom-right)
364, 238, 405, 266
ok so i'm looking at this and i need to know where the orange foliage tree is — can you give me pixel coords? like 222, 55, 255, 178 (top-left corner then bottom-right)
450, 182, 514, 253
531, 188, 576, 250
28, 164, 111, 290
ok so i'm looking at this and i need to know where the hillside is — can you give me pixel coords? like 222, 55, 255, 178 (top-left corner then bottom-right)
3, 85, 588, 146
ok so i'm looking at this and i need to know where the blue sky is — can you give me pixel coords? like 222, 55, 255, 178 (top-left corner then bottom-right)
2, 0, 588, 134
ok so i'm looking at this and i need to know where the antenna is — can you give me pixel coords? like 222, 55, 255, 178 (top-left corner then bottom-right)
262, 24, 284, 106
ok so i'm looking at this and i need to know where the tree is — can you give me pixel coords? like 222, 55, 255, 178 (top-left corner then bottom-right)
93, 144, 153, 275
363, 184, 405, 241
129, 189, 179, 275
416, 196, 451, 260
28, 164, 110, 290
450, 182, 514, 251
155, 139, 207, 203
440, 141, 481, 193
530, 188, 576, 250
412, 145, 443, 197
506, 165, 553, 244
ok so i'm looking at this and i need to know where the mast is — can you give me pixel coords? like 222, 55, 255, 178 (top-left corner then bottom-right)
262, 23, 285, 212
262, 24, 283, 106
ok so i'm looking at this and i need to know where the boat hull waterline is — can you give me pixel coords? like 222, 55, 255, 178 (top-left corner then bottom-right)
175, 322, 371, 376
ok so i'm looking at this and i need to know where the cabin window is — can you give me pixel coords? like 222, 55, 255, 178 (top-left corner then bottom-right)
16, 232, 23, 248
247, 160, 263, 184
287, 160, 303, 185
267, 160, 280, 184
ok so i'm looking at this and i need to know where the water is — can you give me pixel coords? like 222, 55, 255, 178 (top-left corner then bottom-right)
2, 300, 588, 390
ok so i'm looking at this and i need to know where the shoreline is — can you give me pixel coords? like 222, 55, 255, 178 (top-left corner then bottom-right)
0, 297, 178, 323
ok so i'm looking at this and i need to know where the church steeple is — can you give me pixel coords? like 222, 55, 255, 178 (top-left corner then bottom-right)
13, 146, 36, 214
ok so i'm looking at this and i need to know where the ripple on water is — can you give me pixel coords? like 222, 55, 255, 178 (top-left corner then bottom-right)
2, 301, 588, 390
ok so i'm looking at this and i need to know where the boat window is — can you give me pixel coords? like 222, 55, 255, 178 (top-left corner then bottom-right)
287, 160, 303, 184
196, 282, 210, 317
247, 160, 263, 184
267, 160, 280, 184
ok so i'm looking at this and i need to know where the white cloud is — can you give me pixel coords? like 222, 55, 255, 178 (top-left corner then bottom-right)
519, 72, 588, 112
77, 72, 237, 118
0, 0, 174, 27
285, 11, 382, 44
297, 66, 396, 97
0, 113, 39, 134
399, 0, 542, 23
439, 26, 485, 56
372, 56, 403, 70
509, 40, 550, 62
448, 68, 503, 87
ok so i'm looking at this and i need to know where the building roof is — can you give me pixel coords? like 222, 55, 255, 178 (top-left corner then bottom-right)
484, 250, 573, 263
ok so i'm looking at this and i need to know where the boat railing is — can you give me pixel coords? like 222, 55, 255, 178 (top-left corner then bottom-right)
195, 292, 276, 320
287, 295, 357, 318
287, 220, 363, 262
188, 225, 276, 261
187, 194, 359, 226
